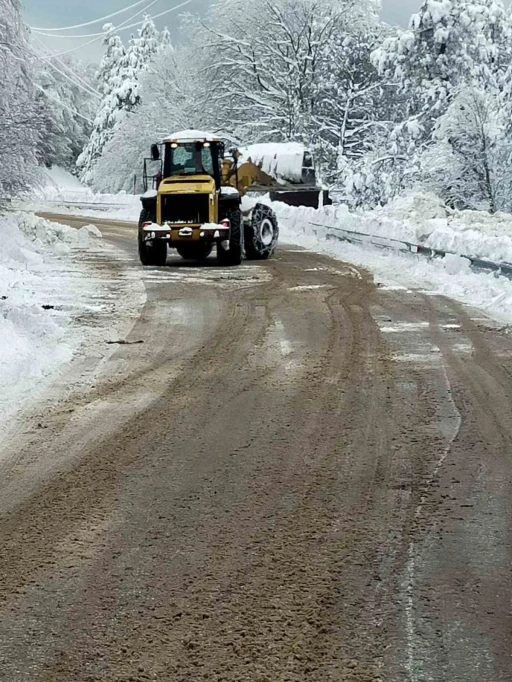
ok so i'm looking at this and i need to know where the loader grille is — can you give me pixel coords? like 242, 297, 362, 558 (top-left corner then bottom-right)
161, 194, 209, 225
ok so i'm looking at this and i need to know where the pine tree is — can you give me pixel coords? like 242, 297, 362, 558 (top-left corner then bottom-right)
87, 45, 198, 192
160, 27, 172, 50
78, 16, 168, 184
110, 16, 160, 110
133, 15, 160, 65
96, 24, 126, 96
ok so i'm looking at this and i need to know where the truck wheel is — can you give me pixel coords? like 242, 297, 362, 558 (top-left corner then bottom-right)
138, 231, 167, 266
244, 203, 278, 260
176, 244, 213, 260
217, 208, 243, 266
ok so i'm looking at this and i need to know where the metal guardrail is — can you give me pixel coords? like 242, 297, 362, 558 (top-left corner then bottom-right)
43, 200, 127, 209
305, 221, 512, 281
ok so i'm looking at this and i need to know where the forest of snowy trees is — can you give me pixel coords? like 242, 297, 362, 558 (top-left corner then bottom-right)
3, 0, 512, 212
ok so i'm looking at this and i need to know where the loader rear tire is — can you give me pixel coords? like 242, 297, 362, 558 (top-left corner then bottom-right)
244, 203, 278, 260
217, 208, 243, 266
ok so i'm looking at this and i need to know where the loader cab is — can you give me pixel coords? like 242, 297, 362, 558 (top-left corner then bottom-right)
158, 134, 224, 190
163, 141, 223, 188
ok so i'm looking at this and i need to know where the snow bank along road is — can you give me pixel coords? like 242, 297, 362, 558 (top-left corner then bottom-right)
1, 212, 512, 682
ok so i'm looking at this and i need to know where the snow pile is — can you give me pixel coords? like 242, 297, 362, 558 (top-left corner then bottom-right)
0, 212, 102, 427
238, 143, 307, 184
275, 192, 512, 265
16, 211, 102, 251
163, 130, 221, 142
272, 195, 512, 325
372, 193, 512, 264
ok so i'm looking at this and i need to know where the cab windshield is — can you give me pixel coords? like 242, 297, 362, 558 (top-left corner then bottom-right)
166, 143, 215, 177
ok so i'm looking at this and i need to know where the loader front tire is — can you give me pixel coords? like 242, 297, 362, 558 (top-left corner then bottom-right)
138, 231, 167, 266
244, 203, 278, 260
217, 208, 243, 266
138, 207, 167, 266
138, 207, 155, 227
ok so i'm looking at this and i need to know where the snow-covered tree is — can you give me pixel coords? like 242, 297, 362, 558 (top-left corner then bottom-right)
0, 0, 40, 198
79, 0, 512, 212
183, 0, 387, 157
33, 56, 96, 170
88, 45, 201, 192
422, 86, 512, 212
77, 25, 127, 180
312, 23, 394, 187
363, 0, 512, 205
110, 16, 160, 110
373, 0, 511, 128
160, 27, 172, 50
129, 15, 160, 66
78, 17, 169, 183
96, 24, 126, 96
87, 0, 398, 196
189, 0, 346, 143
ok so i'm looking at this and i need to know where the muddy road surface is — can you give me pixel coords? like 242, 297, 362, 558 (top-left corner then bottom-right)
1, 213, 512, 682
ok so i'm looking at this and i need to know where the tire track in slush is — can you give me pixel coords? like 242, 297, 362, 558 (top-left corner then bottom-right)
405, 356, 462, 682
3, 212, 511, 681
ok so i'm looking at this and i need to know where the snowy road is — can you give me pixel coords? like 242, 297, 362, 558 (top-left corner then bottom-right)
1, 213, 512, 681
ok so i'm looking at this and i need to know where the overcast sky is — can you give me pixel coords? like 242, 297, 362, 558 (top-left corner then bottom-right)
22, 0, 421, 63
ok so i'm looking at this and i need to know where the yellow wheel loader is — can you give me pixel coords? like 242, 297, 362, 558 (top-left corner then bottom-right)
138, 130, 279, 267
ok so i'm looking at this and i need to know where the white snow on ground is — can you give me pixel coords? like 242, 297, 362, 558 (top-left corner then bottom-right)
30, 168, 512, 326
274, 192, 512, 265
0, 210, 145, 437
28, 165, 141, 220
270, 196, 512, 326
41, 165, 84, 193
38, 194, 142, 222
0, 212, 98, 427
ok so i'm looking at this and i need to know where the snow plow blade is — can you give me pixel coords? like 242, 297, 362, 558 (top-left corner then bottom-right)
246, 184, 331, 209
268, 187, 332, 209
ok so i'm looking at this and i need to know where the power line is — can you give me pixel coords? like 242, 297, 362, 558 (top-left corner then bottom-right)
31, 0, 165, 39
128, 4, 190, 28
30, 0, 152, 32
33, 0, 192, 61
50, 55, 102, 98
33, 82, 95, 124
38, 53, 102, 100
31, 0, 165, 58
32, 35, 102, 100
34, 2, 187, 39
